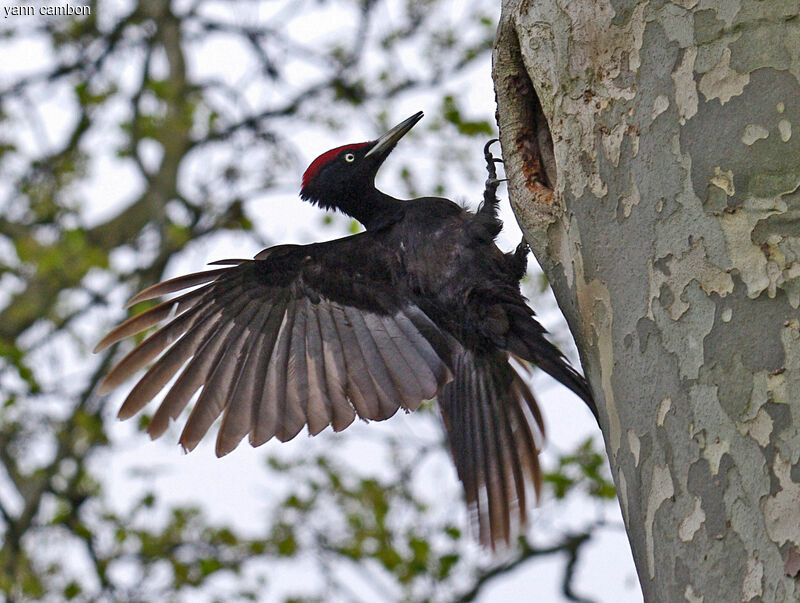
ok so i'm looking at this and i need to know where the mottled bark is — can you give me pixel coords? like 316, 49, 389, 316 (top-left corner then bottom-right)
493, 1, 800, 600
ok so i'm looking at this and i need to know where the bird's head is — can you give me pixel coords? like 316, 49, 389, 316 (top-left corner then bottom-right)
300, 111, 423, 212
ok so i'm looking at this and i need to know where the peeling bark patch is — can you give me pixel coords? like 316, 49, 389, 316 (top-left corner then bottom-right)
672, 46, 699, 125
689, 383, 733, 475
652, 94, 670, 121
618, 469, 630, 529
747, 371, 772, 416
648, 237, 734, 321
698, 47, 750, 105
719, 202, 786, 302
684, 584, 704, 603
602, 121, 628, 167
778, 119, 792, 142
657, 397, 672, 426
578, 272, 621, 453
741, 124, 769, 146
679, 496, 705, 542
654, 281, 716, 380
719, 209, 771, 298
763, 454, 800, 547
683, 68, 800, 305
646, 464, 674, 579
620, 178, 640, 219
710, 166, 735, 196
738, 407, 774, 448
742, 555, 764, 601
686, 453, 728, 539
627, 429, 641, 466
703, 436, 730, 476
594, 285, 621, 454
785, 545, 800, 577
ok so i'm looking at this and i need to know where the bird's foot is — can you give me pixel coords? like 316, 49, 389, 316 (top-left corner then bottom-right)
511, 238, 530, 279
482, 139, 506, 214
483, 139, 504, 180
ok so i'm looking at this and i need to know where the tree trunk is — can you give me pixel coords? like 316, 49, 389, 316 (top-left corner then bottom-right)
493, 1, 800, 600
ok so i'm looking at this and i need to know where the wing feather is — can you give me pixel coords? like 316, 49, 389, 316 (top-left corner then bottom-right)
494, 374, 529, 527
145, 311, 234, 439
126, 267, 229, 307
143, 281, 259, 438
379, 315, 438, 402
113, 282, 250, 417
343, 306, 402, 419
215, 302, 279, 456
474, 364, 508, 546
361, 313, 422, 408
315, 302, 356, 431
279, 298, 310, 442
246, 299, 289, 447
303, 299, 334, 435
115, 308, 206, 420
329, 304, 383, 420
101, 300, 208, 396
393, 312, 450, 388
402, 306, 454, 369
466, 358, 490, 545
179, 296, 263, 451
94, 287, 206, 353
251, 303, 294, 446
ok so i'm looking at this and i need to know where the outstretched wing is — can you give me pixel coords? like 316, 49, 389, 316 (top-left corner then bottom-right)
95, 232, 454, 456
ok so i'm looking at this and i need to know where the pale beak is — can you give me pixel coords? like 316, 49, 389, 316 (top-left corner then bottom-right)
365, 111, 424, 159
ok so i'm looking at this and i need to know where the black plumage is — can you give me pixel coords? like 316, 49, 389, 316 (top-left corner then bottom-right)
96, 111, 596, 548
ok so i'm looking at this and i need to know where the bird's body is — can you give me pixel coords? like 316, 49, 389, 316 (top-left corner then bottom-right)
96, 112, 595, 548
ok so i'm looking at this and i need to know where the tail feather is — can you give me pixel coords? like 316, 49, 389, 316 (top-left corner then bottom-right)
438, 350, 544, 549
505, 310, 598, 420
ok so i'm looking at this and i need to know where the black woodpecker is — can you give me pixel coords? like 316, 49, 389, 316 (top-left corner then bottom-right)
96, 112, 596, 548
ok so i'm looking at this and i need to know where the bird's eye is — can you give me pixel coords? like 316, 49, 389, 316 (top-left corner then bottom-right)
344, 153, 355, 163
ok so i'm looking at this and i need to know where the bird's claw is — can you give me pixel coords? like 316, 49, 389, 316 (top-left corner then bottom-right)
484, 138, 506, 192
481, 138, 507, 215
483, 139, 504, 179
485, 176, 508, 188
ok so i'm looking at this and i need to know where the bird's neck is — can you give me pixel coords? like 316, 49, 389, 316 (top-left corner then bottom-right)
334, 188, 403, 230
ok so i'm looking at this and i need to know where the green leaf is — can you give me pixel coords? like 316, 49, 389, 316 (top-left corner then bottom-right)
199, 557, 222, 577
63, 581, 81, 599
441, 95, 493, 136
